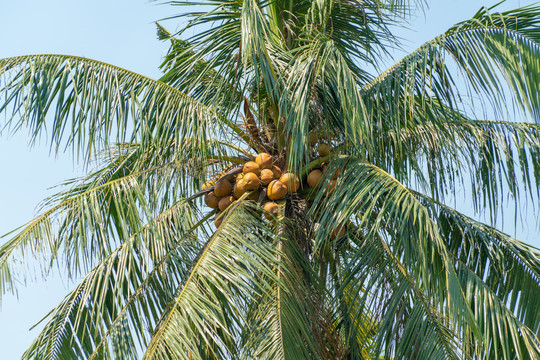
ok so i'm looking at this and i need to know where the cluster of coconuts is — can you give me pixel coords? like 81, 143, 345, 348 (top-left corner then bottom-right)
204, 153, 301, 228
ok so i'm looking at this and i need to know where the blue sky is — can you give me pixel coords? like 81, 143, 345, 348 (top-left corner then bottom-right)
0, 1, 538, 358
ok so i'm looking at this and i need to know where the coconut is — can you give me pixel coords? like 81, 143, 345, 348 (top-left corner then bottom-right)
271, 165, 282, 179
218, 196, 235, 211
318, 143, 330, 157
236, 173, 244, 182
267, 180, 288, 200
307, 169, 323, 188
260, 169, 275, 185
214, 179, 233, 197
204, 191, 220, 208
263, 202, 279, 220
255, 153, 273, 170
308, 132, 318, 146
243, 172, 260, 190
331, 223, 346, 239
279, 173, 300, 194
243, 161, 261, 176
233, 180, 247, 199
222, 173, 237, 184
247, 189, 261, 201
215, 214, 224, 228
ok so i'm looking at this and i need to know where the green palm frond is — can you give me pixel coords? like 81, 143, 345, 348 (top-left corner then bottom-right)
303, 0, 398, 74
334, 225, 461, 359
352, 3, 540, 215
415, 191, 540, 333
369, 106, 540, 216
0, 55, 231, 158
0, 168, 150, 295
362, 4, 540, 158
156, 1, 247, 114
143, 202, 281, 360
156, 22, 240, 110
310, 157, 540, 358
241, 226, 325, 359
277, 37, 371, 172
0, 143, 213, 299
21, 202, 201, 360
423, 118, 540, 215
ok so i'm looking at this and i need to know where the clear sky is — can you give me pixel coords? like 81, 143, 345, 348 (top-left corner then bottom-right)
0, 1, 538, 359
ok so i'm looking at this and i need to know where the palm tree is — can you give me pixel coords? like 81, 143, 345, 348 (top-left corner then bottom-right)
1, 0, 540, 358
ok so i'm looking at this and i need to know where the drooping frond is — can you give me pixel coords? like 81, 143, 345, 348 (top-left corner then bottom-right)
21, 202, 202, 360
143, 202, 282, 360
417, 118, 540, 215
350, 4, 540, 218
0, 167, 153, 298
241, 224, 326, 359
0, 55, 229, 159
363, 3, 540, 118
368, 105, 540, 218
413, 191, 540, 352
310, 157, 540, 358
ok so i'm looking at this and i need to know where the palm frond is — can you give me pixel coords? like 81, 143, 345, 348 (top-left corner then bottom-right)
310, 157, 540, 358
241, 231, 324, 359
414, 190, 540, 337
367, 104, 540, 218
0, 143, 218, 300
352, 4, 540, 216
364, 4, 540, 120
0, 54, 230, 158
143, 202, 281, 360
21, 202, 201, 360
156, 1, 247, 112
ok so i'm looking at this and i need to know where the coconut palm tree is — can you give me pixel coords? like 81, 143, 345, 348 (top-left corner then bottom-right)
1, 0, 540, 358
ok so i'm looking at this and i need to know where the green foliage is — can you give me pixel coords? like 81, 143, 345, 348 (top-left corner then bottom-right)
1, 1, 540, 359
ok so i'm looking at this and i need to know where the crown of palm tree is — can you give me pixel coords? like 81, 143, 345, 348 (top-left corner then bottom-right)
1, 1, 540, 359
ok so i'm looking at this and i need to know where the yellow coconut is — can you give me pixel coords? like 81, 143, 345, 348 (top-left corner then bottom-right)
204, 191, 220, 209
260, 169, 275, 186
263, 201, 279, 220
233, 180, 248, 199
279, 173, 300, 194
318, 143, 330, 157
271, 165, 282, 179
307, 169, 323, 188
214, 179, 233, 197
247, 189, 261, 201
243, 172, 260, 190
243, 161, 261, 176
236, 173, 244, 182
218, 195, 235, 212
267, 180, 288, 200
255, 153, 273, 170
